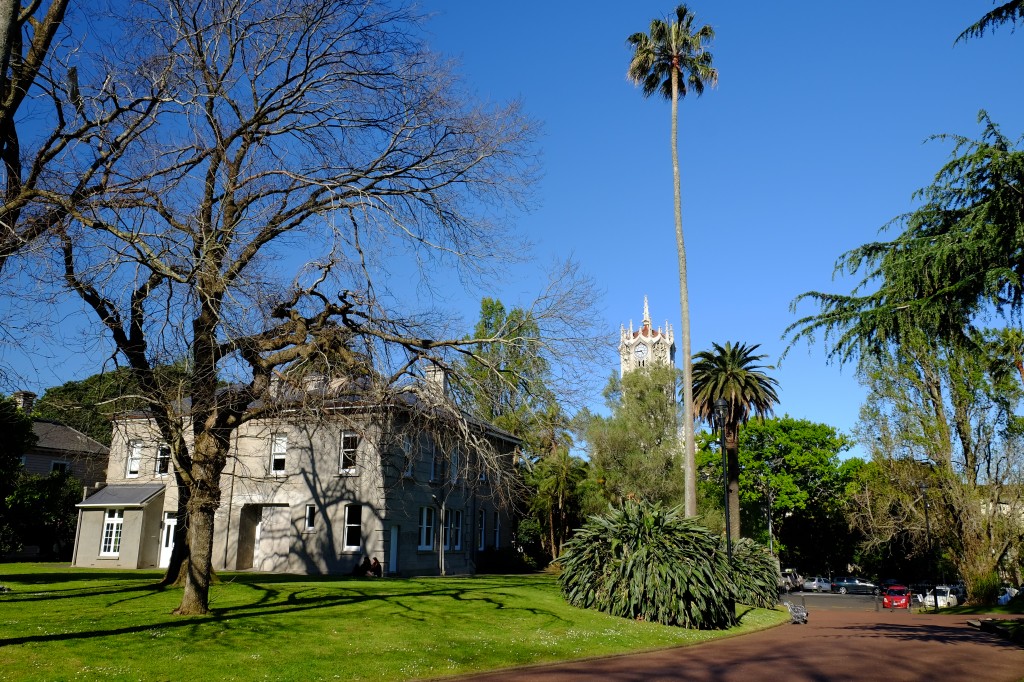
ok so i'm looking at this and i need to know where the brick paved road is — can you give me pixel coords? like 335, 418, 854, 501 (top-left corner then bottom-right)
449, 607, 1024, 681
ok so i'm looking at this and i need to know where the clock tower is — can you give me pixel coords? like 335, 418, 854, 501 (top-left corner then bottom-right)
619, 297, 676, 376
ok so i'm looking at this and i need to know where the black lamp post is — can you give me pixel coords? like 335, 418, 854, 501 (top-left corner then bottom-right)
714, 397, 732, 562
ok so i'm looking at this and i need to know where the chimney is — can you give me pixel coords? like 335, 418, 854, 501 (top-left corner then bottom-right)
424, 365, 448, 397
12, 390, 36, 413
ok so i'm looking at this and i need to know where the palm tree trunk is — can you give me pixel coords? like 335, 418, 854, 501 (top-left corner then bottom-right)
671, 62, 697, 518
725, 423, 740, 540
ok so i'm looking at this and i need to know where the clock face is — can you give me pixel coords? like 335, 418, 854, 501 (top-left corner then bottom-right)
634, 344, 648, 359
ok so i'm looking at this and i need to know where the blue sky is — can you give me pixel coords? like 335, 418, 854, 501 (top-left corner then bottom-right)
4, 1, 1022, 458
423, 0, 1023, 455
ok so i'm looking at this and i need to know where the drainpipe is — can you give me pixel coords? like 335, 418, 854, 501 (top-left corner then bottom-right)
439, 501, 446, 576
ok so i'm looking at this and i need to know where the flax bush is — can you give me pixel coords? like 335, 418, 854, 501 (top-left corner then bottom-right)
728, 538, 779, 609
558, 499, 736, 629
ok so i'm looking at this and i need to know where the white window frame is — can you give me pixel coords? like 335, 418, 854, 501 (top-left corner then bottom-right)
444, 509, 462, 550
343, 504, 362, 551
156, 444, 171, 476
477, 509, 486, 551
417, 506, 434, 550
126, 440, 142, 478
50, 460, 69, 474
339, 431, 359, 475
100, 509, 124, 556
493, 511, 501, 549
270, 433, 287, 474
304, 504, 317, 532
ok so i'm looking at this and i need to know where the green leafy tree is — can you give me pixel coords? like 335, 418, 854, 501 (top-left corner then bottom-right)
627, 4, 717, 517
559, 499, 735, 629
957, 1, 1023, 42
0, 395, 36, 552
788, 114, 1024, 362
459, 298, 586, 563
528, 446, 594, 561
695, 417, 856, 573
33, 368, 163, 446
692, 342, 780, 540
460, 298, 554, 444
5, 471, 81, 559
850, 331, 1024, 601
583, 364, 685, 506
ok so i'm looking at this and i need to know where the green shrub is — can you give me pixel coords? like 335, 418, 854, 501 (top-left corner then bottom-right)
728, 538, 779, 609
558, 499, 736, 629
969, 572, 1003, 605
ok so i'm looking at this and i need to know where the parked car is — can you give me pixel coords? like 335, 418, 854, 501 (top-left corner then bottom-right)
831, 576, 879, 595
882, 585, 911, 609
780, 568, 802, 592
917, 586, 958, 609
880, 578, 902, 592
802, 576, 830, 592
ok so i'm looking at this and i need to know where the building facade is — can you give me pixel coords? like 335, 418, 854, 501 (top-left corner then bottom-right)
11, 391, 109, 489
71, 381, 517, 576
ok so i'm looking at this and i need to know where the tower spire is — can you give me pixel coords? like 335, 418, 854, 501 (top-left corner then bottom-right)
642, 295, 651, 330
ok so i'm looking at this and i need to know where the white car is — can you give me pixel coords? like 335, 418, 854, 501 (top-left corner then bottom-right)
917, 586, 958, 609
802, 576, 830, 592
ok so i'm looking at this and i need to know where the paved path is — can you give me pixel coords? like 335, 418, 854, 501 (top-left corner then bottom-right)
453, 608, 1024, 681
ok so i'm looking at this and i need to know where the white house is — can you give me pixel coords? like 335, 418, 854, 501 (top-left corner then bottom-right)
71, 375, 519, 576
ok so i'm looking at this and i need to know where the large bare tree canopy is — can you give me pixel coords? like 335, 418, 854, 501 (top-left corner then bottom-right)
48, 0, 598, 614
0, 1, 162, 273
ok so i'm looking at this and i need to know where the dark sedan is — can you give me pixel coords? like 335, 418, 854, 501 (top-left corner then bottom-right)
831, 576, 879, 595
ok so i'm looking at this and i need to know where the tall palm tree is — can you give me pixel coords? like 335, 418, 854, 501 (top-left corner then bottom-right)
692, 341, 779, 540
627, 5, 717, 517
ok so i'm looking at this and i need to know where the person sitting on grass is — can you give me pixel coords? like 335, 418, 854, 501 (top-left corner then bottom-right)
352, 556, 371, 577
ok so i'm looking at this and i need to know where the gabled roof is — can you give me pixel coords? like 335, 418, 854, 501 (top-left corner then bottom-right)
32, 420, 109, 456
76, 484, 165, 508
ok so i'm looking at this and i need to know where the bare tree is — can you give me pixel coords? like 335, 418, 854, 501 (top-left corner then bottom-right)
0, 1, 163, 274
58, 0, 598, 615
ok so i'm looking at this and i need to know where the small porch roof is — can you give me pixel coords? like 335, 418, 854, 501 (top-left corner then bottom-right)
76, 484, 166, 509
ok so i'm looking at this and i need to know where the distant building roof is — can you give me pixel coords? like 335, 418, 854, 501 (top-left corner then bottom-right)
77, 484, 165, 508
32, 420, 109, 456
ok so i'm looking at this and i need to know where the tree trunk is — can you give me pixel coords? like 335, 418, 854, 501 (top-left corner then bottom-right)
173, 487, 217, 615
172, 430, 225, 615
159, 471, 191, 587
725, 423, 740, 540
670, 62, 697, 518
548, 508, 556, 561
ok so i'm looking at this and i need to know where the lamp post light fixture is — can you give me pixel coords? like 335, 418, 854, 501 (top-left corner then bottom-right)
713, 397, 732, 562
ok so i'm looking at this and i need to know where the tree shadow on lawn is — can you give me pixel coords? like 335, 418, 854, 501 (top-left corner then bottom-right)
0, 581, 163, 604
0, 569, 163, 585
0, 576, 568, 647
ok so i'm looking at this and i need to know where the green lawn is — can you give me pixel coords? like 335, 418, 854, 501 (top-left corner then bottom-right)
0, 563, 786, 681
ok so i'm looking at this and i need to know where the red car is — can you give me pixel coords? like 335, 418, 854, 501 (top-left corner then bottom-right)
882, 585, 911, 609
